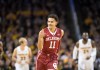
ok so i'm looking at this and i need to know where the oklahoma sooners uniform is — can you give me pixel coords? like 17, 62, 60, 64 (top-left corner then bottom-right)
36, 27, 62, 70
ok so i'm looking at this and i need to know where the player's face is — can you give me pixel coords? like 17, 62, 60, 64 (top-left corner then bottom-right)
20, 39, 27, 46
47, 18, 57, 28
82, 33, 89, 40
23, 40, 27, 46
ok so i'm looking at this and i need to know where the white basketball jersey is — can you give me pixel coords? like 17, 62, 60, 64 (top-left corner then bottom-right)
78, 39, 92, 59
15, 46, 29, 70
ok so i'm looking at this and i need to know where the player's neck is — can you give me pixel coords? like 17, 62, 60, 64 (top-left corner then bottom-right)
83, 39, 88, 44
48, 27, 56, 33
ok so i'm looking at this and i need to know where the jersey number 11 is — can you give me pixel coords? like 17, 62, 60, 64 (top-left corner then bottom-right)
49, 41, 56, 48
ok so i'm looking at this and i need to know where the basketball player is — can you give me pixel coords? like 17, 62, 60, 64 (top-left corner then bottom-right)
36, 14, 64, 70
73, 32, 97, 70
12, 37, 32, 70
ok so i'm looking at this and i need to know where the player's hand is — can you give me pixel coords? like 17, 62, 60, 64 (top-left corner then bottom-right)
86, 56, 91, 60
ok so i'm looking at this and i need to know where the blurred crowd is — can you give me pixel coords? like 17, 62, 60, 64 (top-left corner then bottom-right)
0, 0, 100, 70
76, 0, 100, 69
0, 0, 75, 70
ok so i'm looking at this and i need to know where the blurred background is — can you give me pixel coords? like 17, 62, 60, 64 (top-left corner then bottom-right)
0, 0, 100, 70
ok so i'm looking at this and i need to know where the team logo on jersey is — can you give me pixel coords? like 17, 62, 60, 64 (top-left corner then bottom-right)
46, 37, 60, 41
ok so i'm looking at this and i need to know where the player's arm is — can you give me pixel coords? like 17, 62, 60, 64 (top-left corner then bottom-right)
91, 40, 97, 61
73, 42, 79, 60
12, 48, 17, 62
28, 48, 32, 63
61, 29, 64, 37
37, 29, 45, 51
